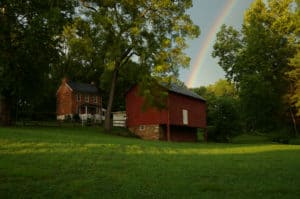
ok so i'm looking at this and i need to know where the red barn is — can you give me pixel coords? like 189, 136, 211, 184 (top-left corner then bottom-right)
126, 84, 206, 142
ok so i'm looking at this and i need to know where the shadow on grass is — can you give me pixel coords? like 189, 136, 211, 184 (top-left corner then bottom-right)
1, 126, 300, 198
1, 148, 300, 199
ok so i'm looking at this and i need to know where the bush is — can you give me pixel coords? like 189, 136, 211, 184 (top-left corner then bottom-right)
86, 118, 92, 126
207, 125, 230, 142
73, 114, 81, 122
206, 96, 241, 142
65, 115, 72, 122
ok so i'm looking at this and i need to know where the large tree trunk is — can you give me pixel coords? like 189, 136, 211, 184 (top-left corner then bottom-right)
289, 106, 298, 137
104, 68, 118, 131
0, 96, 12, 126
104, 48, 133, 131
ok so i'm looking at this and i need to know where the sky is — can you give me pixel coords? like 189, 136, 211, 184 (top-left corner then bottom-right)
180, 0, 254, 88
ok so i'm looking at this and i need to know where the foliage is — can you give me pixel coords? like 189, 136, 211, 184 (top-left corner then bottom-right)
100, 61, 142, 111
51, 17, 105, 85
0, 0, 76, 124
213, 0, 299, 133
193, 79, 240, 142
207, 96, 241, 142
286, 0, 300, 117
66, 0, 200, 130
72, 114, 81, 122
288, 50, 300, 116
1, 127, 300, 198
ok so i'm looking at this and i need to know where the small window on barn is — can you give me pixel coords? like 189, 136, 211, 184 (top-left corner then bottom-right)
85, 95, 89, 102
77, 94, 81, 102
139, 125, 145, 131
183, 109, 188, 125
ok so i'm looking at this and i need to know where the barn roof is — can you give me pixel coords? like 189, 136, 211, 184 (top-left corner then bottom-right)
164, 83, 205, 101
67, 81, 99, 94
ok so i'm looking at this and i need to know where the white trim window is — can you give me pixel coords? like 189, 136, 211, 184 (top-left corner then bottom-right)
182, 109, 188, 125
93, 96, 97, 103
85, 95, 89, 102
77, 94, 81, 102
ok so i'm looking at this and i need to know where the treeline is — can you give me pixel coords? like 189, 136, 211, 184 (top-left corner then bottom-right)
193, 0, 300, 141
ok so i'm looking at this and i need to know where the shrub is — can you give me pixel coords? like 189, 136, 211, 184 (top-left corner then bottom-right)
73, 114, 81, 122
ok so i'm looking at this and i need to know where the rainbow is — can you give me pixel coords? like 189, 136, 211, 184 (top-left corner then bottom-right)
186, 0, 237, 88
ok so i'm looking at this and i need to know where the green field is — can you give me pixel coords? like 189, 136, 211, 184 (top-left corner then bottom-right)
1, 127, 300, 198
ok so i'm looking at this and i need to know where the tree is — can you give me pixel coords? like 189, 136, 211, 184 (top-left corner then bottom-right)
213, 0, 298, 133
51, 17, 105, 85
77, 0, 200, 131
288, 51, 300, 117
99, 61, 142, 111
206, 79, 236, 97
0, 0, 76, 125
286, 0, 300, 135
192, 79, 240, 142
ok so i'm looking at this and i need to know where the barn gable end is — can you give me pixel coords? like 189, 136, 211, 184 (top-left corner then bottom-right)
126, 84, 206, 142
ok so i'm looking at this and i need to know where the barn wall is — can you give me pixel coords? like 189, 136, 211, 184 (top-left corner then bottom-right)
170, 126, 198, 142
159, 125, 198, 142
126, 86, 168, 127
129, 124, 198, 142
168, 92, 206, 128
129, 124, 162, 140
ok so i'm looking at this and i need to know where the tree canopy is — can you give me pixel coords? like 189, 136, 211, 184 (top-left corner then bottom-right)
0, 0, 76, 125
61, 0, 200, 130
192, 79, 240, 142
213, 0, 299, 133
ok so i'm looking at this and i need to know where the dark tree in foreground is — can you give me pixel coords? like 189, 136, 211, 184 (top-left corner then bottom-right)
0, 0, 76, 125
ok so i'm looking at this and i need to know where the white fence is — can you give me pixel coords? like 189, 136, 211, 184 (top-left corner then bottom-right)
112, 111, 126, 127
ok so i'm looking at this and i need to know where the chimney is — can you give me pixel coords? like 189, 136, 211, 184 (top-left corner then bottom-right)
62, 77, 68, 84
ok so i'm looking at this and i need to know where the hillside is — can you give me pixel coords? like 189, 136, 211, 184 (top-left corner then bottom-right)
1, 127, 300, 198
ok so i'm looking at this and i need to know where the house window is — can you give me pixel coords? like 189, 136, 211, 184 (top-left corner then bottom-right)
183, 109, 188, 125
85, 95, 89, 102
77, 94, 81, 102
93, 96, 97, 103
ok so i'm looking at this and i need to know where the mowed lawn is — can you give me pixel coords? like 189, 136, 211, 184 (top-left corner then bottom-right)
1, 127, 300, 198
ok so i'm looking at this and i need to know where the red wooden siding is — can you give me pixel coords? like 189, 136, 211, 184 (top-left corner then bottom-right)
126, 85, 206, 128
168, 92, 206, 128
126, 86, 168, 126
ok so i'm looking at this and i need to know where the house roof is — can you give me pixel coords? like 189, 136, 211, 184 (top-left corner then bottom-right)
164, 83, 205, 101
67, 81, 99, 94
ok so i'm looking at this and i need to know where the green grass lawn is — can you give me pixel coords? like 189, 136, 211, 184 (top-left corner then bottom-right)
1, 127, 300, 198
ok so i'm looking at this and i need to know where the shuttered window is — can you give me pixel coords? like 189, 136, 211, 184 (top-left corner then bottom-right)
183, 109, 188, 125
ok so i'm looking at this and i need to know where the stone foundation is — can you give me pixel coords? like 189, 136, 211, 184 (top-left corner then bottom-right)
129, 124, 198, 142
129, 125, 161, 140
